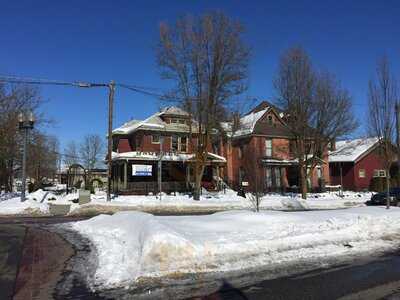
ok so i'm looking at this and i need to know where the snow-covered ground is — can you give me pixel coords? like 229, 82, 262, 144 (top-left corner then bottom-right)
70, 190, 369, 215
0, 188, 371, 216
0, 189, 78, 215
68, 207, 400, 291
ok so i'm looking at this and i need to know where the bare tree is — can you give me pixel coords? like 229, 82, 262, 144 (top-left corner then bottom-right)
368, 56, 398, 209
0, 83, 43, 191
240, 142, 264, 212
27, 133, 60, 187
79, 134, 105, 170
157, 12, 250, 199
274, 47, 357, 199
63, 141, 79, 167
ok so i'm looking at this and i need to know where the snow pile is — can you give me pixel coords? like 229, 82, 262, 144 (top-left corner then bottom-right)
74, 190, 369, 215
0, 196, 49, 215
71, 207, 400, 290
0, 189, 79, 215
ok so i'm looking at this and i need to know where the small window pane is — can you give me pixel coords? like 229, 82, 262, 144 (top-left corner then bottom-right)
152, 135, 160, 144
180, 136, 187, 152
171, 136, 178, 151
265, 139, 272, 156
359, 169, 366, 178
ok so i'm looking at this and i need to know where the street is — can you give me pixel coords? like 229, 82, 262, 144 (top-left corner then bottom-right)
1, 216, 400, 300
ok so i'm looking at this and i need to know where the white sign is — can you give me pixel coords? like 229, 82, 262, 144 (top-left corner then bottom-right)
241, 181, 249, 187
132, 164, 152, 176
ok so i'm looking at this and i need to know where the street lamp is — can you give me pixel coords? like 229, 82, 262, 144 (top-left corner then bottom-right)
18, 111, 35, 202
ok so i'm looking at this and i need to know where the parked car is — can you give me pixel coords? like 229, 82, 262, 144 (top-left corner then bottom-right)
366, 188, 400, 206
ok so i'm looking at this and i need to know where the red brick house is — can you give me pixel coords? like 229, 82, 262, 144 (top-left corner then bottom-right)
329, 137, 397, 191
219, 101, 330, 192
111, 107, 226, 194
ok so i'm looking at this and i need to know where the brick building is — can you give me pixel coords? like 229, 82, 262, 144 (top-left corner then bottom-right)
219, 101, 330, 192
111, 107, 226, 194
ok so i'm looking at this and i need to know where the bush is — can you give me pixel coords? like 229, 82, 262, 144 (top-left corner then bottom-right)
369, 177, 385, 192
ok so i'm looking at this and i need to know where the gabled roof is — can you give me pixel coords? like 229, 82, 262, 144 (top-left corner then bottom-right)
233, 107, 270, 137
329, 137, 380, 163
112, 106, 194, 135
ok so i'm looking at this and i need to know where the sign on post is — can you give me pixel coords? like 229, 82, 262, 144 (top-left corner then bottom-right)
132, 164, 152, 176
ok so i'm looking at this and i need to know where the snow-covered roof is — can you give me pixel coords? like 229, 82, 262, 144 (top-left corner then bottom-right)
221, 107, 270, 138
113, 106, 194, 135
161, 106, 189, 116
112, 151, 226, 163
329, 137, 380, 163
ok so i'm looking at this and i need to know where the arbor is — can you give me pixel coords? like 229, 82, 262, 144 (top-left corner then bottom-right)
79, 134, 105, 170
368, 56, 398, 209
157, 12, 250, 199
274, 47, 357, 199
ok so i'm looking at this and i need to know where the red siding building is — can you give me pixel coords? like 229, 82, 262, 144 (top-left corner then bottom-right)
329, 137, 395, 191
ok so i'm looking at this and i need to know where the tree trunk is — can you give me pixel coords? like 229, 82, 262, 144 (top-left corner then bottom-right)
299, 163, 307, 199
194, 163, 205, 200
386, 172, 391, 210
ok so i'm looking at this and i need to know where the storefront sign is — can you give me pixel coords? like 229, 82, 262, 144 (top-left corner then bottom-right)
132, 164, 152, 176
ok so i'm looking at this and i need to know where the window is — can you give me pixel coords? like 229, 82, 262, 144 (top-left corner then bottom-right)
238, 146, 243, 159
265, 167, 272, 187
359, 169, 366, 178
265, 139, 272, 157
180, 136, 187, 152
178, 119, 185, 124
317, 166, 322, 179
151, 134, 160, 144
171, 118, 178, 124
373, 169, 386, 177
275, 167, 281, 187
171, 136, 178, 151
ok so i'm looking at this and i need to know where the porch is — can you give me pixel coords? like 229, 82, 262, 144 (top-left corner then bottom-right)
111, 151, 226, 195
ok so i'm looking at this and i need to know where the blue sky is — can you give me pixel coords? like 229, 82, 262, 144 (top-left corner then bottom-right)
1, 1, 399, 150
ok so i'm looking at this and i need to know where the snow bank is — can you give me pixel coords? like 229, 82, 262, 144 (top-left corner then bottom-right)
71, 207, 400, 290
0, 189, 79, 215
72, 190, 369, 215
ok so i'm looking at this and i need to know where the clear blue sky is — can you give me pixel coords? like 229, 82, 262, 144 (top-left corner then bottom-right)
1, 0, 399, 150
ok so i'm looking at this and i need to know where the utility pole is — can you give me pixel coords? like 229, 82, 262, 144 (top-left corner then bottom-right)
107, 81, 115, 202
396, 102, 400, 172
158, 136, 164, 201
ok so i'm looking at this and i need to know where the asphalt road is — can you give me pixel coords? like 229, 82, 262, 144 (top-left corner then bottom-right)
2, 216, 400, 300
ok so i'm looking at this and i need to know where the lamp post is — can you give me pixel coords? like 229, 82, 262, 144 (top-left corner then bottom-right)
18, 112, 35, 202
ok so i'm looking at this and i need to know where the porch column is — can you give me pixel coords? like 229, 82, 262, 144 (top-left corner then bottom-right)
186, 163, 190, 189
124, 161, 128, 190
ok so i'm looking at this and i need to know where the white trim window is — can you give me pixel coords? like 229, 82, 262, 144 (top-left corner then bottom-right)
151, 134, 160, 144
171, 135, 178, 151
179, 136, 188, 152
373, 169, 386, 177
358, 169, 366, 178
265, 139, 272, 157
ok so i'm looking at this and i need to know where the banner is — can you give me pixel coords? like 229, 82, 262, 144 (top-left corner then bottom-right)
132, 164, 152, 176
